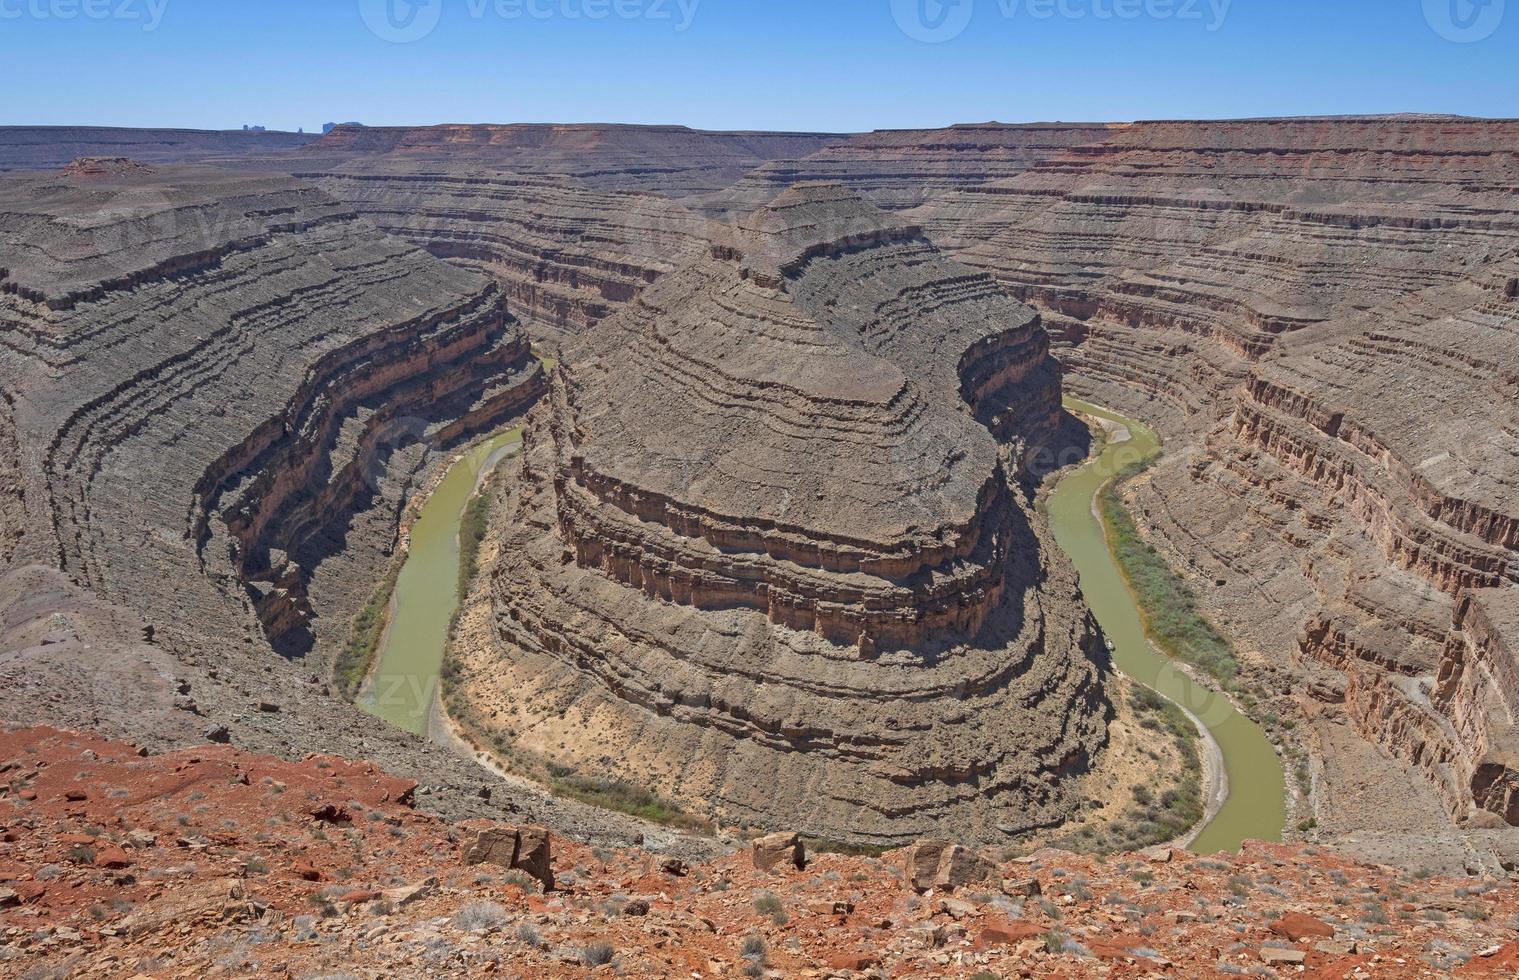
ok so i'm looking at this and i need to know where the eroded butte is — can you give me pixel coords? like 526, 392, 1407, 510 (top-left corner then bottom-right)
450, 184, 1109, 847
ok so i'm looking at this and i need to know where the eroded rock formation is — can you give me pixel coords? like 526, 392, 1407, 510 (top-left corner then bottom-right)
299, 123, 846, 196
0, 161, 681, 839
895, 117, 1519, 851
303, 165, 712, 341
0, 162, 542, 658
454, 184, 1107, 847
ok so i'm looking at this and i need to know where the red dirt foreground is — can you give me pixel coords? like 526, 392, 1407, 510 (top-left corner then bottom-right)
3, 725, 1519, 978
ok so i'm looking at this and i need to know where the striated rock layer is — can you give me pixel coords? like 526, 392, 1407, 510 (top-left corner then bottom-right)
706, 122, 1117, 214
297, 123, 847, 196
0, 162, 542, 657
0, 162, 689, 840
899, 117, 1519, 844
0, 126, 318, 171
302, 164, 713, 342
458, 184, 1107, 847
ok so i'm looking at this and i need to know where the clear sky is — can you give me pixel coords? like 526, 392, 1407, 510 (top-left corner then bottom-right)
1, 0, 1514, 132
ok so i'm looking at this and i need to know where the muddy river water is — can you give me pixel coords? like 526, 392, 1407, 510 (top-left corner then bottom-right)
359, 428, 522, 736
1047, 398, 1285, 853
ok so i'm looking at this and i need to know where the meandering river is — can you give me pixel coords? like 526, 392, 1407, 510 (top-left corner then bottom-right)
361, 400, 1284, 851
359, 428, 522, 736
1047, 397, 1285, 853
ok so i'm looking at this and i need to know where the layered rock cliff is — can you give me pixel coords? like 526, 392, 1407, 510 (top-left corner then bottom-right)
451, 184, 1107, 847
0, 126, 318, 171
706, 122, 1117, 213
895, 117, 1519, 850
0, 161, 679, 838
299, 123, 846, 196
302, 164, 712, 341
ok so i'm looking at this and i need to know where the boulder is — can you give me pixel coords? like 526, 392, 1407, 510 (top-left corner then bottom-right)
1001, 876, 1041, 898
382, 877, 436, 908
1259, 946, 1307, 966
824, 952, 880, 972
461, 825, 554, 891
751, 831, 806, 873
975, 917, 1044, 950
897, 839, 995, 893
513, 827, 554, 890
1270, 911, 1335, 942
93, 845, 133, 869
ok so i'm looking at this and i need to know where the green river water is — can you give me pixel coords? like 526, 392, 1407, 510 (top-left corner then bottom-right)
359, 428, 523, 736
360, 401, 1284, 851
1048, 397, 1285, 853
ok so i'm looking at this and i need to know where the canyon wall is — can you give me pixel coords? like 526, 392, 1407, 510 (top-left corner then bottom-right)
899, 117, 1519, 850
0, 159, 675, 841
452, 184, 1107, 847
298, 123, 847, 196
302, 165, 713, 342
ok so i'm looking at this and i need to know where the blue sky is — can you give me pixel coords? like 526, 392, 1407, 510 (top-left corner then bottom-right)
1, 0, 1514, 132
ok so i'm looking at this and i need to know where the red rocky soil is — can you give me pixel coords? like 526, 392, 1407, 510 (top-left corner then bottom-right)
4, 723, 1519, 978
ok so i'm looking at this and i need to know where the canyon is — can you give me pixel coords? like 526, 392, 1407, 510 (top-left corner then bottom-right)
0, 114, 1517, 900
448, 182, 1107, 848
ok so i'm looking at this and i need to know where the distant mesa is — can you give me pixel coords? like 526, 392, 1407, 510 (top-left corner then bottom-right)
60, 156, 155, 178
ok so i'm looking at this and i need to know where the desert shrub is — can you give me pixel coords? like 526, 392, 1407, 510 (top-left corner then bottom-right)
452, 901, 508, 932
334, 562, 401, 699
580, 942, 616, 967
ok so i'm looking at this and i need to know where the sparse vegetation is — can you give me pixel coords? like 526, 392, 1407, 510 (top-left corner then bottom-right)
1099, 460, 1240, 686
580, 941, 616, 967
548, 768, 711, 832
456, 472, 496, 597
1056, 684, 1203, 854
334, 560, 401, 699
452, 900, 509, 932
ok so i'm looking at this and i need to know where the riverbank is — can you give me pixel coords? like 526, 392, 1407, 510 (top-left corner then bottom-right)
1049, 397, 1285, 853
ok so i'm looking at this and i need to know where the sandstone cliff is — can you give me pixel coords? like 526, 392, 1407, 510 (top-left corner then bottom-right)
897, 117, 1519, 858
0, 161, 685, 843
451, 184, 1107, 847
